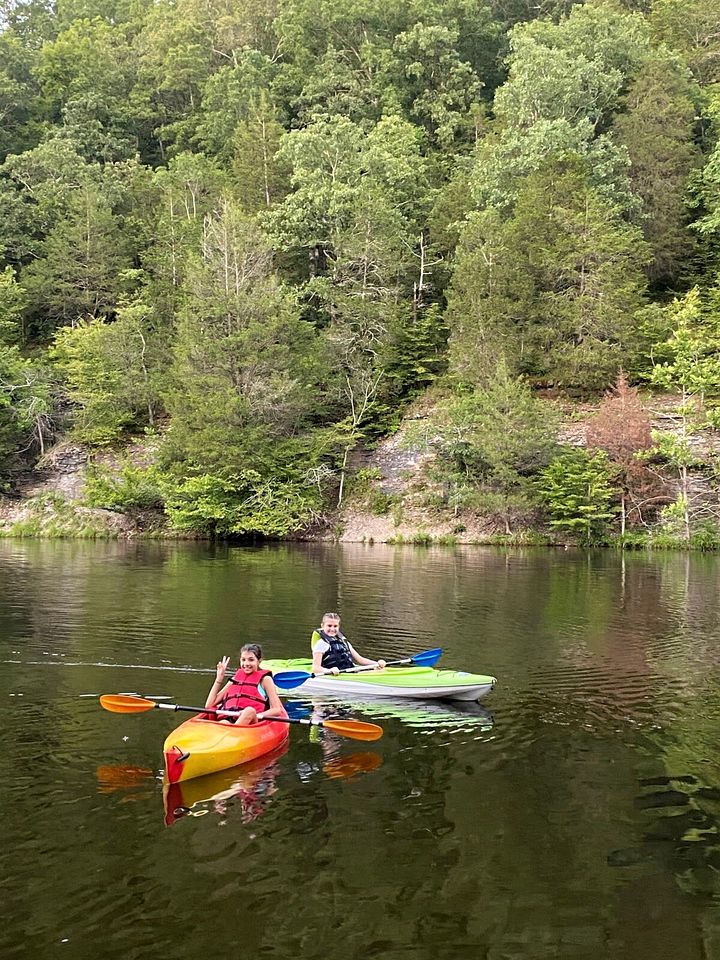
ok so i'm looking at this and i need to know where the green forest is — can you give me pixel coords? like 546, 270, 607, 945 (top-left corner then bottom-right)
1, 0, 720, 544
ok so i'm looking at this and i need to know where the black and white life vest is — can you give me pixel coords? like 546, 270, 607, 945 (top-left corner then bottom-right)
313, 629, 354, 671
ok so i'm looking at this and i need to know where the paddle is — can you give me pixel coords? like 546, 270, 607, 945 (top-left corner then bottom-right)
273, 646, 443, 690
99, 694, 383, 741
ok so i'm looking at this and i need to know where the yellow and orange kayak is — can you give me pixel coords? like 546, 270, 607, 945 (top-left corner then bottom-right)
163, 713, 289, 784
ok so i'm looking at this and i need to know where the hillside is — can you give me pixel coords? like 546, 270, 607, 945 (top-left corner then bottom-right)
2, 390, 718, 546
1, 1, 720, 544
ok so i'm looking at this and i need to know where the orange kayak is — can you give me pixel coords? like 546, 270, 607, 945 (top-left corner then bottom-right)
163, 713, 289, 784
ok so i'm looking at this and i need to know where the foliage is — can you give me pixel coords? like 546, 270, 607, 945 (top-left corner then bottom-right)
0, 272, 52, 470
448, 161, 650, 390
0, 0, 719, 542
415, 366, 559, 532
586, 372, 667, 531
84, 461, 163, 511
156, 470, 323, 537
611, 50, 700, 288
51, 306, 163, 445
538, 448, 619, 545
647, 288, 720, 539
1, 492, 119, 539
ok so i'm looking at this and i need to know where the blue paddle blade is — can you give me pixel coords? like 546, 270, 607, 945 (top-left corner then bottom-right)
273, 670, 312, 690
411, 648, 443, 667
284, 700, 312, 720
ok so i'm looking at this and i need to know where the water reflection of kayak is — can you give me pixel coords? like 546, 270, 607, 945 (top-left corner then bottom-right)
162, 744, 381, 825
163, 713, 289, 784
292, 696, 495, 732
163, 743, 289, 826
263, 659, 496, 701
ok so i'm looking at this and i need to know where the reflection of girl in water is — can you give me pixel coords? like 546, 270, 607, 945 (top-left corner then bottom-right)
212, 769, 279, 823
163, 744, 287, 826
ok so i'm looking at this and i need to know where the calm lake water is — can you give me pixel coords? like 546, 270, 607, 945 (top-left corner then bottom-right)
2, 540, 720, 960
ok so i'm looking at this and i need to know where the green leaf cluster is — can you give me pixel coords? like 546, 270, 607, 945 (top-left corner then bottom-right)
538, 449, 619, 544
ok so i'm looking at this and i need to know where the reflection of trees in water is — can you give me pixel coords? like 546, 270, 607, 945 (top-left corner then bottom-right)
635, 775, 720, 882
607, 773, 720, 957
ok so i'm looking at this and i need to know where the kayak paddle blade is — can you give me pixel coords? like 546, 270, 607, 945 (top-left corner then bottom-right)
411, 648, 443, 668
272, 670, 312, 690
99, 694, 158, 713
321, 719, 383, 741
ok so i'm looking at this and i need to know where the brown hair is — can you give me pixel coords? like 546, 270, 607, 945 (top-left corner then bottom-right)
240, 643, 263, 660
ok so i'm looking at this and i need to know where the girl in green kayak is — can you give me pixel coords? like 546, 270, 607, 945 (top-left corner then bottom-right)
205, 643, 286, 725
311, 612, 386, 676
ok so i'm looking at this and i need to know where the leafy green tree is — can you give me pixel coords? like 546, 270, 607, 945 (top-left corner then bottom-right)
51, 304, 163, 445
22, 182, 134, 333
0, 29, 43, 161
0, 268, 51, 470
132, 0, 214, 154
36, 16, 137, 160
692, 88, 720, 252
612, 51, 700, 287
649, 288, 720, 539
449, 161, 650, 389
392, 22, 483, 151
538, 448, 618, 544
0, 343, 52, 472
469, 3, 651, 215
418, 366, 559, 532
177, 49, 287, 210
194, 51, 276, 160
142, 152, 226, 322
650, 0, 720, 83
287, 44, 388, 127
267, 113, 432, 470
163, 201, 321, 474
0, 266, 26, 343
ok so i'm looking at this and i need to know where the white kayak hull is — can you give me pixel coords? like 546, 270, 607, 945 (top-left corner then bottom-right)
263, 660, 496, 702
284, 677, 494, 701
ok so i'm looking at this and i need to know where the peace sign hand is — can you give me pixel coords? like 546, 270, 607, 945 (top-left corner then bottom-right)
216, 656, 231, 682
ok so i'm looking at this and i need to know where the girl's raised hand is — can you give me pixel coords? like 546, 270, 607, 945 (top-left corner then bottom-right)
216, 656, 231, 682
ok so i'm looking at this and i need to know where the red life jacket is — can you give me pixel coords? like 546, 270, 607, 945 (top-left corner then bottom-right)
217, 668, 272, 715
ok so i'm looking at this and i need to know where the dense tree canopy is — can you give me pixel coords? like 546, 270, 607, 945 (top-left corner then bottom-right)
1, 0, 719, 538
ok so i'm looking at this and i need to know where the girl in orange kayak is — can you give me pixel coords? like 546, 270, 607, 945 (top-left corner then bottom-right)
205, 644, 285, 725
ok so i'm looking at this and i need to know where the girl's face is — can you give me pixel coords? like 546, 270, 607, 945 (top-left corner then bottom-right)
240, 651, 260, 673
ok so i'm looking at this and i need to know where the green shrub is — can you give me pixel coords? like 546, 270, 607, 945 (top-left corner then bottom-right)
689, 523, 720, 551
346, 468, 382, 498
612, 531, 651, 550
435, 534, 458, 545
367, 489, 397, 515
538, 449, 618, 545
84, 462, 163, 512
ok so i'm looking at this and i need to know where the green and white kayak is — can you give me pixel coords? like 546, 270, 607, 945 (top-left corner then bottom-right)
262, 659, 496, 702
